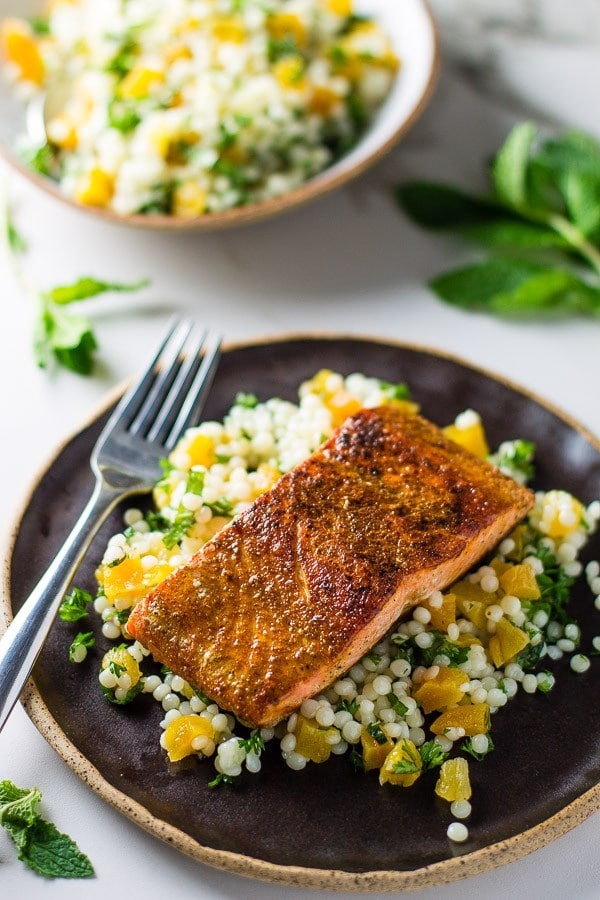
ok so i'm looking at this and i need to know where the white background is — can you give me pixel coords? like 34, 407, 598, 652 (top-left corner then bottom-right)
1, 2, 600, 898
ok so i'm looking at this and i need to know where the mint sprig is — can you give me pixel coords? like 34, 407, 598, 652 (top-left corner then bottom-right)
1, 186, 149, 374
396, 123, 600, 318
0, 781, 94, 879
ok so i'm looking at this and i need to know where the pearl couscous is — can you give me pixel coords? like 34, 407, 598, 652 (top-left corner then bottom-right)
62, 369, 599, 842
1, 0, 398, 216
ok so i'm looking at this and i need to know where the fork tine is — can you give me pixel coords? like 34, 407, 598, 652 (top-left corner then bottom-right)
98, 315, 184, 437
164, 331, 222, 449
128, 318, 194, 437
146, 325, 207, 444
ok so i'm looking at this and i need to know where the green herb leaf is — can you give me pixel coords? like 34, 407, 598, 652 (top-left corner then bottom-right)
35, 303, 98, 374
461, 734, 494, 761
391, 741, 421, 775
418, 631, 469, 668
235, 392, 259, 408
491, 121, 537, 209
366, 722, 388, 746
59, 587, 93, 622
396, 182, 504, 230
419, 740, 449, 771
7, 218, 27, 254
386, 692, 408, 718
238, 730, 265, 756
46, 276, 150, 305
0, 781, 94, 879
489, 439, 536, 484
208, 773, 236, 788
430, 258, 600, 318
69, 631, 95, 663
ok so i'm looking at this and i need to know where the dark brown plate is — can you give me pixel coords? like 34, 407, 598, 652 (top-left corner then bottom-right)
4, 336, 600, 892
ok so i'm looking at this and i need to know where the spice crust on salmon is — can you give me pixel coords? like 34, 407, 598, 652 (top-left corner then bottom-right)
127, 406, 534, 728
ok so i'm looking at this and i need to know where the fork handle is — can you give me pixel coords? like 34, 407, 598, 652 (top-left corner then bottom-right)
0, 480, 125, 734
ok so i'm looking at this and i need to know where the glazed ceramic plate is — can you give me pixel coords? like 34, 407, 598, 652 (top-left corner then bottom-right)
0, 0, 438, 231
4, 337, 600, 892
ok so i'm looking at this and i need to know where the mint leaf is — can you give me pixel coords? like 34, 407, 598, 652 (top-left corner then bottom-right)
560, 170, 600, 239
491, 121, 537, 209
535, 129, 600, 182
430, 259, 600, 318
36, 303, 98, 374
46, 276, 149, 305
0, 781, 94, 879
19, 819, 94, 878
461, 219, 569, 250
396, 182, 503, 229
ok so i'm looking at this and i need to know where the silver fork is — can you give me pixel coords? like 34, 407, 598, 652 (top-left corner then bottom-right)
0, 317, 221, 733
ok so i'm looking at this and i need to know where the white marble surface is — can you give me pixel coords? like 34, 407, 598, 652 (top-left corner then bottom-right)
1, 3, 600, 898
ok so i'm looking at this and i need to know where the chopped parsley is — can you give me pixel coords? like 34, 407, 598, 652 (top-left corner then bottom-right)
366, 722, 388, 745
391, 740, 421, 775
461, 734, 495, 761
59, 587, 93, 622
68, 631, 95, 663
419, 740, 449, 771
238, 730, 265, 756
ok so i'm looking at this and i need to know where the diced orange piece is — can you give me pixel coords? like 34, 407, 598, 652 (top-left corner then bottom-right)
294, 714, 337, 763
172, 182, 208, 219
453, 633, 482, 648
499, 564, 541, 600
75, 168, 114, 207
444, 420, 490, 459
272, 55, 306, 89
102, 556, 146, 604
212, 16, 246, 43
379, 739, 422, 787
488, 617, 530, 668
435, 757, 471, 802
163, 714, 214, 762
101, 645, 142, 689
327, 390, 362, 427
309, 85, 340, 116
453, 579, 497, 630
489, 557, 512, 578
428, 592, 456, 632
413, 668, 469, 714
361, 727, 393, 771
326, 0, 353, 15
430, 703, 490, 737
119, 67, 163, 100
186, 433, 216, 468
1, 18, 44, 84
143, 561, 173, 590
267, 12, 307, 46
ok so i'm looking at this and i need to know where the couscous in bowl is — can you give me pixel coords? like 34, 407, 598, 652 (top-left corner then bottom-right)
0, 0, 439, 230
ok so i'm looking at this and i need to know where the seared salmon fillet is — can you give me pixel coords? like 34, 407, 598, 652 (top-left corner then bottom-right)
128, 406, 534, 728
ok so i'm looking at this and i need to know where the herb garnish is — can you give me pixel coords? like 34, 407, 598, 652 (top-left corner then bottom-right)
69, 631, 95, 663
391, 740, 421, 775
366, 722, 388, 745
1, 189, 149, 374
0, 781, 94, 879
59, 587, 93, 622
419, 740, 449, 771
396, 123, 600, 318
461, 734, 495, 761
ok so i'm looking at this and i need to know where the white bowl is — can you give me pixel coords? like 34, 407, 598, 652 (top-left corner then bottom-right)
0, 0, 439, 230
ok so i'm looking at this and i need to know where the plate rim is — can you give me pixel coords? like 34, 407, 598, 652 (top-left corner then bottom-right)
0, 0, 440, 232
2, 332, 600, 892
